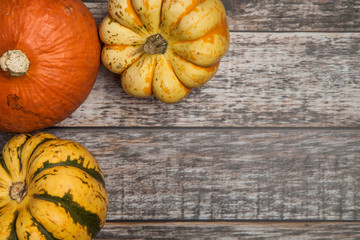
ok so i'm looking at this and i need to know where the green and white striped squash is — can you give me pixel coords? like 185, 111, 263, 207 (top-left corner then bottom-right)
0, 133, 108, 239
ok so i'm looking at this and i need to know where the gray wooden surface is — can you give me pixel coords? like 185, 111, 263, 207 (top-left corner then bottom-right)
1, 0, 359, 239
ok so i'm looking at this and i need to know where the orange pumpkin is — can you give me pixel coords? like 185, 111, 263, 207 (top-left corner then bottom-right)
0, 0, 100, 133
99, 0, 230, 103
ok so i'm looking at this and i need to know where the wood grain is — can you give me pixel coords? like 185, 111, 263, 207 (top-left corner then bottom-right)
1, 128, 358, 221
96, 221, 360, 239
58, 32, 360, 128
1, 1, 359, 238
84, 0, 360, 31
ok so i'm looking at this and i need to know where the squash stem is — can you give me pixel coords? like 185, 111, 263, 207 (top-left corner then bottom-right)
0, 50, 30, 77
10, 182, 27, 203
143, 34, 168, 55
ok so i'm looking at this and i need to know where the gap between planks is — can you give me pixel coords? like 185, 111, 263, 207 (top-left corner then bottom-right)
96, 221, 360, 239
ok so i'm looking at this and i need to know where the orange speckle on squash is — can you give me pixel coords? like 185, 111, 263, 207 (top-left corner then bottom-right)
161, 80, 171, 94
145, 62, 156, 84
174, 0, 202, 28
143, 86, 152, 95
198, 18, 228, 44
143, 0, 150, 9
107, 45, 128, 51
177, 17, 229, 45
125, 0, 144, 26
143, 60, 156, 95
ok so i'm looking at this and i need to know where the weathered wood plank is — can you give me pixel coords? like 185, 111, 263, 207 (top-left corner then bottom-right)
1, 128, 358, 221
58, 32, 360, 128
97, 221, 360, 240
84, 0, 360, 31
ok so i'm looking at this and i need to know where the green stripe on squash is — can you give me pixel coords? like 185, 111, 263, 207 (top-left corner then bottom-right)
0, 154, 10, 176
30, 156, 105, 188
34, 190, 102, 238
7, 211, 18, 240
16, 134, 31, 172
26, 137, 57, 163
29, 211, 60, 240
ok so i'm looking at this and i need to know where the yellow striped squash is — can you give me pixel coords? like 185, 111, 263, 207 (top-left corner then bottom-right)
99, 0, 230, 103
0, 133, 108, 240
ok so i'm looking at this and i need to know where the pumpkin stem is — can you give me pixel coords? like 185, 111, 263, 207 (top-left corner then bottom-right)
0, 50, 30, 77
143, 34, 168, 55
10, 182, 27, 203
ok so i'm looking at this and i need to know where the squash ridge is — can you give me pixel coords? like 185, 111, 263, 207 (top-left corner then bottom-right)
25, 139, 57, 174
29, 156, 105, 188
0, 155, 11, 176
28, 209, 60, 240
7, 211, 18, 240
33, 190, 102, 238
16, 134, 31, 172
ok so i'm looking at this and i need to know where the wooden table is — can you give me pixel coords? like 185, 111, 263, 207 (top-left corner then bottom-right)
1, 0, 360, 239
